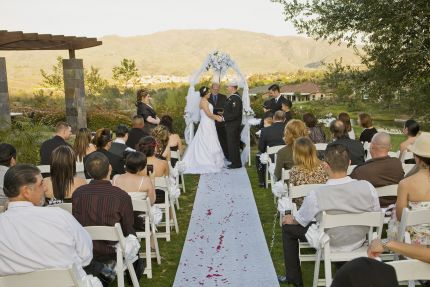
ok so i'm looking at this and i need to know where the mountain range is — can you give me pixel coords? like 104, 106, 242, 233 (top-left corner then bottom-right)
0, 29, 363, 92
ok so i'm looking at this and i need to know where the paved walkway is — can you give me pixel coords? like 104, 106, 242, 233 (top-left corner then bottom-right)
173, 168, 279, 287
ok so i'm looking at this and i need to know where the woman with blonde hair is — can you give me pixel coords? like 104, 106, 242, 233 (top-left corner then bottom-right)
151, 125, 171, 161
289, 137, 328, 186
274, 119, 308, 180
73, 128, 96, 162
45, 145, 87, 204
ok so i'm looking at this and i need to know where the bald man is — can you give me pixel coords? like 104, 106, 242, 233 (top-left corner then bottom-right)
350, 132, 404, 206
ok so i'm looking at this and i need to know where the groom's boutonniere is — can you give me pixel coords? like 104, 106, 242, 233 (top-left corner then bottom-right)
232, 102, 236, 108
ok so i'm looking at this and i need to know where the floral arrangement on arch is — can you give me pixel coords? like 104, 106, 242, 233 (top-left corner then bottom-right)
205, 50, 234, 81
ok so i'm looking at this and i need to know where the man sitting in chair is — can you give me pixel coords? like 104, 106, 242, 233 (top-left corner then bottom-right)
0, 164, 93, 278
278, 144, 380, 286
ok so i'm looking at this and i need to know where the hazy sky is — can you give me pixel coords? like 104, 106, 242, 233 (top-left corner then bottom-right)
2, 0, 300, 37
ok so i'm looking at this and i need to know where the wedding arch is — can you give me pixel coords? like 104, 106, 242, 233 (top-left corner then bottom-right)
184, 51, 254, 165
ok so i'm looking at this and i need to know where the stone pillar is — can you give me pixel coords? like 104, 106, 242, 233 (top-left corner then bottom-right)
0, 58, 11, 131
62, 59, 87, 132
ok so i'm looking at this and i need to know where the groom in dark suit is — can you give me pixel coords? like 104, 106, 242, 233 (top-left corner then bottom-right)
223, 80, 243, 169
208, 83, 228, 159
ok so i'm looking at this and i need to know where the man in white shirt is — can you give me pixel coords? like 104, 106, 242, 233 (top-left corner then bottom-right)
278, 144, 380, 286
0, 164, 93, 278
109, 124, 135, 159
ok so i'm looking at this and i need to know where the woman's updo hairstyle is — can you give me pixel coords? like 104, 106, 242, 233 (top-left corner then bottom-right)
136, 88, 150, 105
136, 136, 157, 157
95, 128, 112, 149
199, 86, 210, 97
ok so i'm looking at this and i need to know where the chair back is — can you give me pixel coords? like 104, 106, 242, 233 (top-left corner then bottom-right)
0, 264, 82, 287
266, 145, 285, 155
375, 184, 398, 197
388, 151, 400, 158
315, 143, 327, 151
281, 168, 290, 182
320, 211, 384, 240
154, 176, 169, 191
402, 163, 415, 174
289, 184, 324, 199
398, 208, 430, 242
387, 259, 430, 281
37, 165, 50, 173
57, 203, 73, 214
76, 162, 85, 178
84, 223, 122, 242
170, 150, 180, 160
401, 151, 414, 163
347, 165, 357, 175
132, 198, 151, 213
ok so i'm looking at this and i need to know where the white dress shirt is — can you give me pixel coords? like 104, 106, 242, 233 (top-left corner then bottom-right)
294, 176, 380, 251
113, 138, 135, 152
0, 201, 93, 277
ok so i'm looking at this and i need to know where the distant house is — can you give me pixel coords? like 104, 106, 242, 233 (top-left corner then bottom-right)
280, 81, 329, 102
250, 81, 330, 102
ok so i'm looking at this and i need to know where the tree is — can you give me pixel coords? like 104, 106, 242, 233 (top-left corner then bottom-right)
274, 0, 430, 117
40, 56, 64, 92
112, 58, 141, 93
85, 66, 108, 97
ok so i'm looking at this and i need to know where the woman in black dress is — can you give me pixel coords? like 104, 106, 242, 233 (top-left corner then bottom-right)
136, 88, 160, 133
358, 113, 378, 143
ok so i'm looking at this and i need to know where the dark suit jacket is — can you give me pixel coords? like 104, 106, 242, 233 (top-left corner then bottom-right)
109, 142, 128, 160
126, 128, 149, 149
136, 102, 157, 133
258, 122, 285, 153
223, 93, 242, 125
268, 96, 285, 113
327, 136, 365, 165
84, 149, 125, 179
209, 93, 227, 128
40, 135, 69, 165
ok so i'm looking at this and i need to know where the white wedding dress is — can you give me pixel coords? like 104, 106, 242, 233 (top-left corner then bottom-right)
183, 103, 225, 174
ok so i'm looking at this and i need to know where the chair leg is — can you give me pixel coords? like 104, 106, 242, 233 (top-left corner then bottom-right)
312, 249, 322, 287
324, 254, 332, 287
171, 204, 179, 234
126, 260, 140, 287
165, 201, 171, 242
175, 198, 180, 210
151, 223, 161, 264
180, 174, 186, 193
145, 231, 152, 279
117, 249, 125, 287
265, 165, 269, 189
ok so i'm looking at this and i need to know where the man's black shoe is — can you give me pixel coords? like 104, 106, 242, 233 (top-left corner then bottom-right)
227, 164, 242, 169
277, 275, 303, 286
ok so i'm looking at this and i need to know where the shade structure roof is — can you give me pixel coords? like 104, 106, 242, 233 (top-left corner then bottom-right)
0, 30, 102, 51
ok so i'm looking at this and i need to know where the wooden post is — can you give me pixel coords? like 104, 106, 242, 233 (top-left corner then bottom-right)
0, 57, 11, 131
62, 58, 87, 132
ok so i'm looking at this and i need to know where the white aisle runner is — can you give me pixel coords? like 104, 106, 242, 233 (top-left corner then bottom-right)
173, 168, 279, 287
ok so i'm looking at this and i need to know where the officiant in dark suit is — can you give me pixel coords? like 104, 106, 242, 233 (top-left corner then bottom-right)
267, 84, 285, 113
208, 83, 228, 159
223, 80, 243, 169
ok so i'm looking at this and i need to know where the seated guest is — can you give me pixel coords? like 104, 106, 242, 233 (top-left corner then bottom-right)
151, 125, 171, 161
256, 111, 286, 187
281, 98, 293, 123
393, 132, 430, 245
45, 146, 87, 203
327, 120, 365, 165
0, 164, 93, 278
0, 143, 16, 206
258, 100, 273, 130
73, 128, 96, 163
113, 152, 156, 204
85, 128, 125, 179
40, 121, 72, 165
278, 144, 380, 286
399, 119, 420, 162
73, 152, 142, 281
369, 237, 430, 264
113, 152, 156, 231
290, 137, 328, 186
338, 112, 355, 140
160, 115, 184, 168
332, 257, 399, 287
303, 112, 326, 144
350, 132, 404, 207
136, 136, 168, 203
110, 124, 134, 159
126, 115, 149, 149
358, 113, 378, 143
44, 146, 87, 204
274, 120, 308, 181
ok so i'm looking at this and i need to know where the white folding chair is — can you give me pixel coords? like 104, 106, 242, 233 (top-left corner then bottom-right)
401, 151, 414, 163
363, 142, 371, 161
170, 150, 185, 193
76, 162, 85, 179
281, 168, 290, 182
398, 208, 430, 244
265, 145, 285, 188
84, 223, 140, 287
288, 184, 325, 262
57, 203, 73, 214
37, 165, 50, 173
132, 198, 161, 279
0, 264, 86, 287
387, 259, 430, 283
168, 161, 181, 210
154, 176, 179, 241
315, 143, 328, 151
346, 165, 357, 175
313, 211, 384, 287
402, 163, 415, 175
375, 184, 398, 198
388, 151, 400, 158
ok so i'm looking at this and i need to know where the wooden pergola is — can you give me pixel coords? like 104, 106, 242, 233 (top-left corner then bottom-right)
0, 30, 102, 131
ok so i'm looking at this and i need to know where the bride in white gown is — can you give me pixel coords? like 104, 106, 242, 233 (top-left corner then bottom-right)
183, 86, 225, 174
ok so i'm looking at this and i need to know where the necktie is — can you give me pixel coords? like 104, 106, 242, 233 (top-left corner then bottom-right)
213, 95, 218, 104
